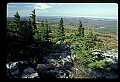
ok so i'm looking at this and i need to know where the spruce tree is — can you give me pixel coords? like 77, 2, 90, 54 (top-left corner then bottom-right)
81, 26, 84, 37
30, 9, 36, 31
85, 28, 95, 49
6, 12, 22, 61
78, 20, 84, 37
56, 18, 65, 41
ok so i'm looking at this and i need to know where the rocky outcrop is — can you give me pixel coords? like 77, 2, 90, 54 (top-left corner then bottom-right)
91, 49, 118, 70
6, 41, 76, 78
40, 41, 76, 78
6, 61, 40, 78
88, 68, 118, 79
89, 49, 118, 79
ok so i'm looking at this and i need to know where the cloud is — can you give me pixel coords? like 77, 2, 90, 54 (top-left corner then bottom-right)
34, 3, 52, 9
33, 3, 62, 10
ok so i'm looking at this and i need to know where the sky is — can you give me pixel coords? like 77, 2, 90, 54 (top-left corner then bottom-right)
7, 3, 118, 19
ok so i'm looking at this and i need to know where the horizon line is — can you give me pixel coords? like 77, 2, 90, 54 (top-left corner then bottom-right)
7, 15, 118, 20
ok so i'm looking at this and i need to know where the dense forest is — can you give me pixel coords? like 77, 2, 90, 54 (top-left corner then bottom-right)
6, 9, 118, 79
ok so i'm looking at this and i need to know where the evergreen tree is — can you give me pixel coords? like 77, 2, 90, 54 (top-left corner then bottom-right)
81, 26, 84, 37
56, 18, 65, 41
6, 12, 22, 61
30, 9, 36, 31
85, 28, 95, 49
78, 20, 84, 37
8, 11, 21, 37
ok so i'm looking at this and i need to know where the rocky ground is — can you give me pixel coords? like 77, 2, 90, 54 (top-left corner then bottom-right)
6, 41, 118, 79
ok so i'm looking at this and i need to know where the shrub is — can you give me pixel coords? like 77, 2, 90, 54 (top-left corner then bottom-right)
88, 60, 108, 69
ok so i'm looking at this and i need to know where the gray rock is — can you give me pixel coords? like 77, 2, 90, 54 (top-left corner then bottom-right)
10, 68, 19, 76
6, 62, 19, 70
46, 59, 55, 64
6, 61, 30, 78
53, 53, 61, 59
46, 68, 66, 78
23, 67, 36, 74
36, 64, 48, 71
21, 67, 39, 78
56, 41, 61, 45
36, 64, 51, 76
21, 73, 40, 78
63, 61, 73, 69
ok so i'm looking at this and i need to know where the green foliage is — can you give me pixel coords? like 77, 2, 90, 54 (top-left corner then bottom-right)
30, 9, 36, 30
6, 12, 22, 61
96, 33, 112, 38
77, 20, 84, 37
85, 28, 97, 49
34, 20, 51, 43
94, 27, 118, 35
56, 18, 65, 41
88, 60, 108, 69
6, 10, 42, 63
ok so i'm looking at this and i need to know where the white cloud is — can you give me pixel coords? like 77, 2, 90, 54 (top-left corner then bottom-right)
34, 3, 52, 9
33, 3, 62, 10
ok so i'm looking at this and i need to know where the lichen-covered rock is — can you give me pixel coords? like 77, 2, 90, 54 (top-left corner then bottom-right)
21, 66, 39, 78
6, 62, 19, 70
21, 73, 40, 78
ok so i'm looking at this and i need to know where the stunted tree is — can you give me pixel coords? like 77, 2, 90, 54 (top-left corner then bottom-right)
56, 18, 65, 41
8, 12, 21, 37
78, 20, 84, 37
6, 12, 22, 61
85, 28, 95, 49
30, 9, 36, 30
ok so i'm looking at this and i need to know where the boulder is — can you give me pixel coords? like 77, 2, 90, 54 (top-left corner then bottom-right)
6, 62, 20, 78
21, 66, 39, 78
63, 61, 73, 70
36, 64, 49, 76
36, 64, 48, 71
10, 68, 20, 76
46, 68, 66, 78
6, 62, 19, 70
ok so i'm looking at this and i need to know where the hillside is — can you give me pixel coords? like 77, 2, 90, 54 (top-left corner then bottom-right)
6, 15, 118, 79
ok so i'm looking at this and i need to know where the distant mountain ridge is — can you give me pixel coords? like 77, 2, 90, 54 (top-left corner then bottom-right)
7, 16, 117, 21
7, 16, 117, 28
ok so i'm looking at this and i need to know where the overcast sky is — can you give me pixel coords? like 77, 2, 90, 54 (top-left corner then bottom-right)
7, 3, 118, 19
